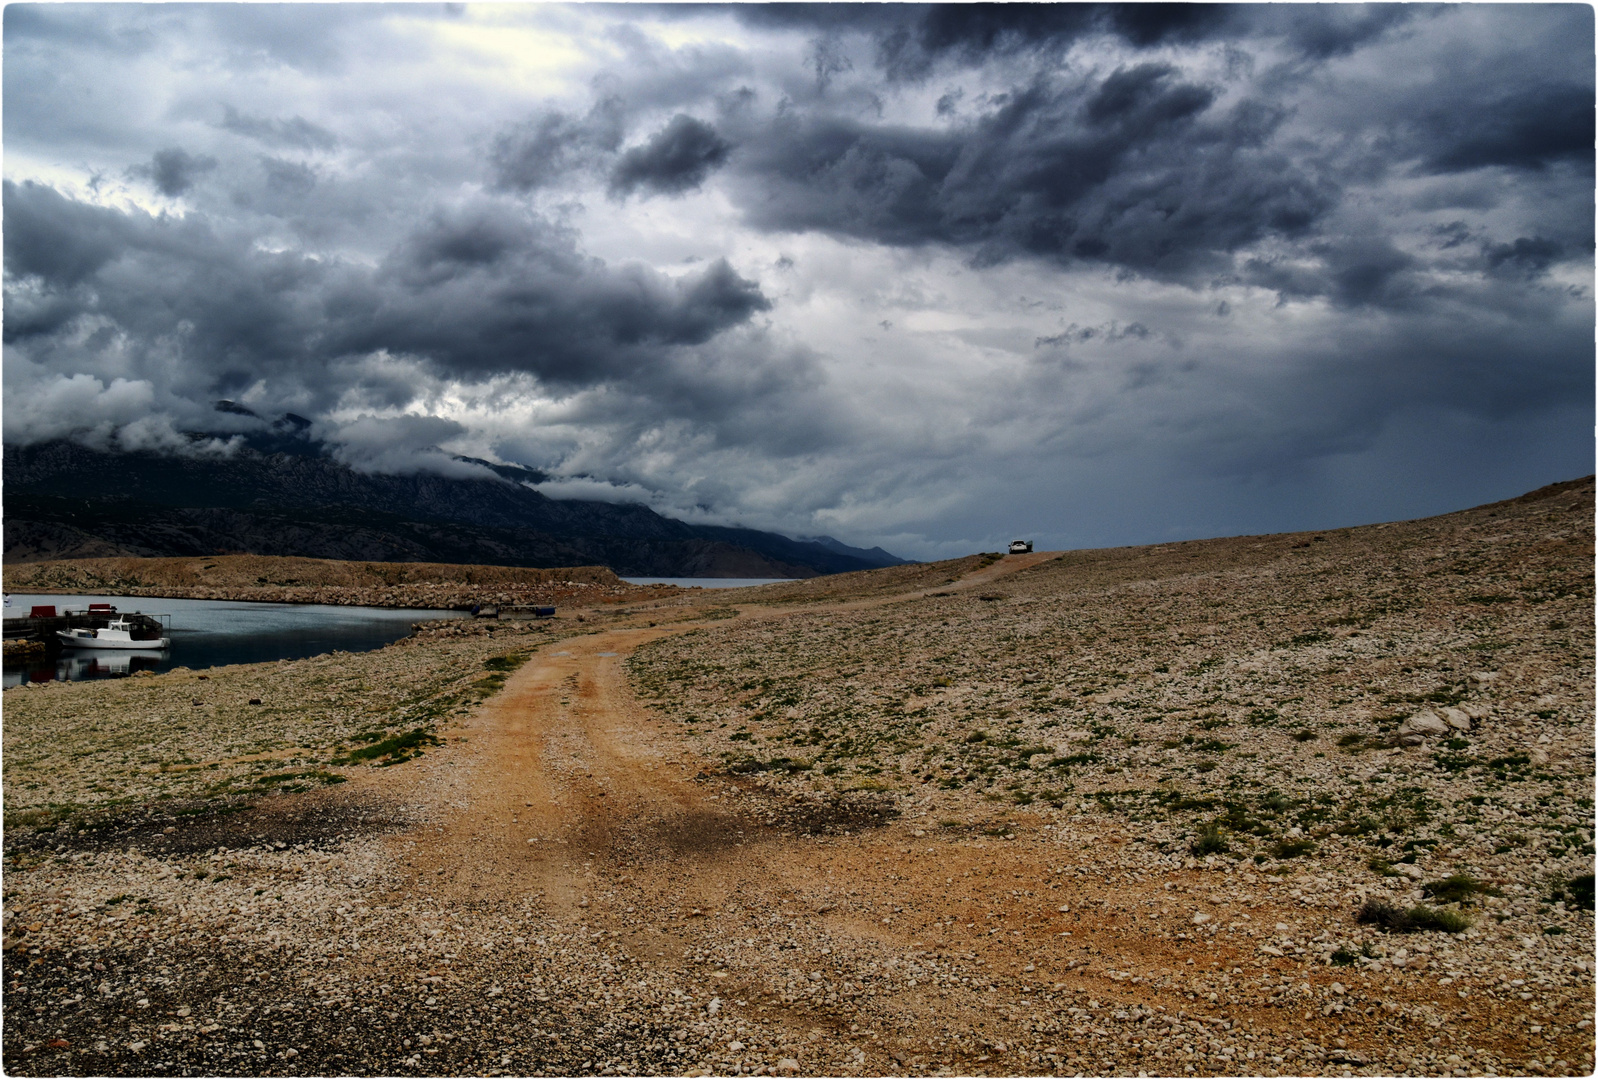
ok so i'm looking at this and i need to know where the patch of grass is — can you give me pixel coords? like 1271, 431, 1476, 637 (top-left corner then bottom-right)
3, 806, 72, 830
1409, 906, 1471, 933
253, 770, 346, 790
1421, 873, 1502, 904
1330, 947, 1357, 966
1273, 838, 1316, 859
1355, 899, 1471, 934
1432, 752, 1477, 773
1334, 816, 1381, 837
1291, 730, 1318, 742
341, 727, 440, 765
728, 756, 812, 775
1486, 754, 1531, 770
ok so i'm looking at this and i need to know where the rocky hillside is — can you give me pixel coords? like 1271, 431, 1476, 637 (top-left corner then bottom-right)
2, 440, 908, 578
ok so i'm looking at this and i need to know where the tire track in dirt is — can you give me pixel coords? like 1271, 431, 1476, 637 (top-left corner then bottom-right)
375, 554, 1070, 1067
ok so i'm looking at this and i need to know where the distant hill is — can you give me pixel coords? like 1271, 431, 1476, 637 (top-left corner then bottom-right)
1, 439, 911, 578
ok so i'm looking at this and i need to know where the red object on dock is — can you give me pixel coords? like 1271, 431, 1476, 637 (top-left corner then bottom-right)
30, 606, 56, 618
88, 603, 113, 612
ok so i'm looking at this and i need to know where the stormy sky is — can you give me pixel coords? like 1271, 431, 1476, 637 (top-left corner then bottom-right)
4, 3, 1593, 558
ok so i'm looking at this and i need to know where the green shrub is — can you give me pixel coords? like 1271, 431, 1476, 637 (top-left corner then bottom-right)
1330, 947, 1357, 966
1573, 873, 1595, 910
1422, 873, 1501, 904
1191, 824, 1229, 856
1547, 872, 1596, 910
1291, 730, 1318, 742
1356, 899, 1471, 934
1355, 899, 1412, 931
1273, 838, 1316, 859
1409, 906, 1471, 934
1334, 816, 1381, 837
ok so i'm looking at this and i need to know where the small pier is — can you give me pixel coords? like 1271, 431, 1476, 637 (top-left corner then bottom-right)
3, 605, 169, 651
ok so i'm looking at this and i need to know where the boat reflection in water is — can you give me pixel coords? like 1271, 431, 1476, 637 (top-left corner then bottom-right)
57, 648, 169, 681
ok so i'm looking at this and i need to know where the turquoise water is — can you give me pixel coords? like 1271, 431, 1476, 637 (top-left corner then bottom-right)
4, 593, 460, 686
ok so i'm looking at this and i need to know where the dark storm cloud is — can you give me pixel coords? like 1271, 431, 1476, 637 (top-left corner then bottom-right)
726, 4, 1411, 79
1416, 83, 1595, 175
490, 98, 626, 191
131, 147, 217, 197
728, 69, 1331, 281
220, 105, 338, 151
609, 114, 731, 197
4, 181, 771, 409
1484, 236, 1566, 279
364, 204, 769, 380
4, 181, 132, 291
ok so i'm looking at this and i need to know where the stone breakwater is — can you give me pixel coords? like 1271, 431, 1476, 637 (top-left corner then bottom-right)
4, 553, 682, 610
9, 579, 676, 611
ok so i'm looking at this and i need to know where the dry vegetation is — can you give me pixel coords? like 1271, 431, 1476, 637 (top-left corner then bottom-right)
3, 620, 549, 826
634, 481, 1593, 868
2, 477, 1592, 1078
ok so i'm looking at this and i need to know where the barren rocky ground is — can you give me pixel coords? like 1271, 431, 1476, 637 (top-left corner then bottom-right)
3, 478, 1593, 1077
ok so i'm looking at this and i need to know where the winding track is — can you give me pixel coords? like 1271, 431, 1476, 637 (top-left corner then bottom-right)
386, 553, 1064, 1060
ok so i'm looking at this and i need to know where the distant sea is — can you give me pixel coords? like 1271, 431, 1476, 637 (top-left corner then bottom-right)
621, 577, 795, 590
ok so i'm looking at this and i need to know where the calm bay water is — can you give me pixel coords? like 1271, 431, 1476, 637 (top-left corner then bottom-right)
3, 593, 460, 686
620, 577, 794, 589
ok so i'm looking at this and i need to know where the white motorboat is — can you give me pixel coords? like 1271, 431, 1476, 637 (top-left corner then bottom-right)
56, 617, 170, 650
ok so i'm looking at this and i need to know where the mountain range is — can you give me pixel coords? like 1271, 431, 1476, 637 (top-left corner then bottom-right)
1, 417, 909, 578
